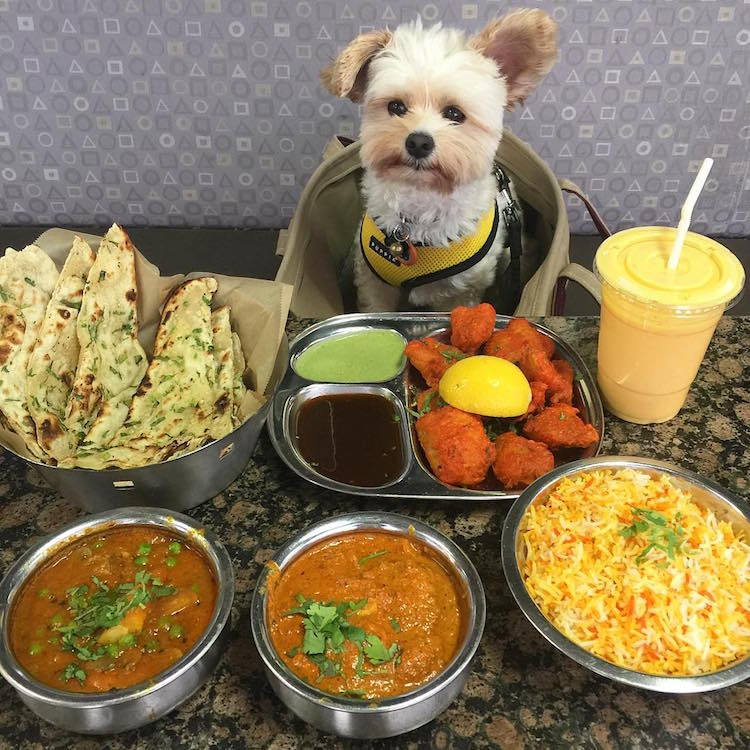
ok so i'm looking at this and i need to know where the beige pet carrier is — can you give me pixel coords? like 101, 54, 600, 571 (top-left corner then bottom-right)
275, 130, 609, 319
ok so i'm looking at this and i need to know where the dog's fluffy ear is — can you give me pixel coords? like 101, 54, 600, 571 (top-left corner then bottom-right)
321, 30, 392, 101
469, 9, 557, 109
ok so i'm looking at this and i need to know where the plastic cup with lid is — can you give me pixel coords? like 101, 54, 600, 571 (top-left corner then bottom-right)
594, 226, 745, 424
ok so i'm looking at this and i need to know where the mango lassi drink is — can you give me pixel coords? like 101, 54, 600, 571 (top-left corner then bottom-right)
595, 227, 745, 424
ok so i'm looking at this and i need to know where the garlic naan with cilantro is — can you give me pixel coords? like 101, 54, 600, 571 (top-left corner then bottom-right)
2, 226, 261, 469
65, 224, 148, 450
26, 237, 96, 461
0, 244, 59, 459
72, 277, 244, 469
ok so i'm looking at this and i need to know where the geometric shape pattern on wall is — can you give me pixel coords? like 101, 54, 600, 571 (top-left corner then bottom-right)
0, 0, 748, 235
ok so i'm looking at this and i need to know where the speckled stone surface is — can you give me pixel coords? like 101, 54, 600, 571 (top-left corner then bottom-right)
1, 316, 749, 750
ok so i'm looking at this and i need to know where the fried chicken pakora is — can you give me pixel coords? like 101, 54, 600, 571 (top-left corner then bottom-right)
492, 431, 555, 489
404, 337, 465, 387
522, 404, 599, 449
405, 306, 599, 491
550, 358, 574, 405
519, 348, 573, 405
513, 380, 548, 421
450, 302, 496, 354
415, 405, 493, 487
483, 318, 555, 362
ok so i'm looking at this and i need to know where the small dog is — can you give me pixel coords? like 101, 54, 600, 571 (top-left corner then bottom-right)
321, 10, 557, 312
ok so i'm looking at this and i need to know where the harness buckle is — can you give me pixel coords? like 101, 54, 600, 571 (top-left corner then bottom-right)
385, 223, 411, 258
492, 163, 521, 229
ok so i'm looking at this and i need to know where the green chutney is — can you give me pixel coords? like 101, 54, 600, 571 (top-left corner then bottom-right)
293, 329, 406, 383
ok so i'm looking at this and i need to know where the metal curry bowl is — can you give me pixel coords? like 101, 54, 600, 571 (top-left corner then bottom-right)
250, 512, 486, 739
501, 456, 750, 693
0, 508, 235, 734
4, 338, 288, 513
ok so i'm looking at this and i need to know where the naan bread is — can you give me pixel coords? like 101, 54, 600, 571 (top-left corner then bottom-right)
0, 245, 59, 458
26, 237, 96, 461
230, 331, 247, 426
72, 276, 220, 469
65, 225, 148, 449
210, 306, 235, 439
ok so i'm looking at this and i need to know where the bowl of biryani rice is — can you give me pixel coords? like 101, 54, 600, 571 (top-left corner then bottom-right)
501, 456, 750, 692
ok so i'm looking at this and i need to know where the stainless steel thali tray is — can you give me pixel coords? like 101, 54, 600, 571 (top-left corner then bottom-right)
268, 313, 604, 500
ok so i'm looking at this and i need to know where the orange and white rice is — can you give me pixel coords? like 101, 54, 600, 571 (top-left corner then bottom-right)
520, 468, 750, 675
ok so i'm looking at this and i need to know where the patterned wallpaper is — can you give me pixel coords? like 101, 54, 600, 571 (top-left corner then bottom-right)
0, 0, 748, 235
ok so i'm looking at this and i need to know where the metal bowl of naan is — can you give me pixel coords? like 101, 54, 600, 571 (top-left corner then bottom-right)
5, 338, 287, 513
0, 225, 290, 513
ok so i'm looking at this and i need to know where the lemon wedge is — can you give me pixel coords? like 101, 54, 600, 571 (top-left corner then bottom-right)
438, 355, 531, 417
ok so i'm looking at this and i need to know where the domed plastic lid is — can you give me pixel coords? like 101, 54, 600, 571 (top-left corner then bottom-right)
595, 227, 745, 310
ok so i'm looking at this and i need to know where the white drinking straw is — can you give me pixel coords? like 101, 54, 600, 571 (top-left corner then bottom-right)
667, 157, 714, 270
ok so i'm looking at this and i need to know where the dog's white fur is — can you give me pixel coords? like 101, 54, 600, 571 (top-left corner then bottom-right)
321, 11, 557, 312
356, 169, 510, 311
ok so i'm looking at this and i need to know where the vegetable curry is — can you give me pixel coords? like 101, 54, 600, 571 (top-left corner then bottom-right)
9, 525, 217, 693
266, 531, 467, 700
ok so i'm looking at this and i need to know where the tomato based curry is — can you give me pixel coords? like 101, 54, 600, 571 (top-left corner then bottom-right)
9, 525, 217, 693
266, 530, 467, 700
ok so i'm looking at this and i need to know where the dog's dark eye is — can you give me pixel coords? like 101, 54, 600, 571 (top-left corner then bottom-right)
387, 100, 408, 117
443, 105, 466, 123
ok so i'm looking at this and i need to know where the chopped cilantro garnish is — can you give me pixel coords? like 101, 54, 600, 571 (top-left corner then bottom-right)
412, 389, 445, 418
485, 418, 518, 441
60, 663, 86, 684
363, 634, 399, 665
24, 276, 36, 286
358, 549, 387, 566
620, 507, 684, 564
439, 349, 466, 362
284, 595, 399, 681
50, 571, 178, 681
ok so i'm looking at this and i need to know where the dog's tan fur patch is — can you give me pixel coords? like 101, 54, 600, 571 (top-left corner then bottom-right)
469, 9, 558, 109
320, 30, 393, 101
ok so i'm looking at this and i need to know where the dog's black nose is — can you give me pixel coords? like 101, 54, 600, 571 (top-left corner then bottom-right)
405, 132, 434, 159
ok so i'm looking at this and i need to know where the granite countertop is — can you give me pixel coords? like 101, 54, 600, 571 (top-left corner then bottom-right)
1, 316, 749, 750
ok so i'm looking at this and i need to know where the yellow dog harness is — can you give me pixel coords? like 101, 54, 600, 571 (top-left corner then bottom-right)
359, 201, 500, 289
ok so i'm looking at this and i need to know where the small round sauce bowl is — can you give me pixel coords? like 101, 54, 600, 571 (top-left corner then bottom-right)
0, 508, 234, 734
250, 512, 486, 739
290, 326, 407, 384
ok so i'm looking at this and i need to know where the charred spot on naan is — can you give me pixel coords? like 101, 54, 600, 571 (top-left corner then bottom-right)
134, 376, 152, 398
38, 416, 65, 448
0, 308, 24, 365
215, 393, 230, 413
